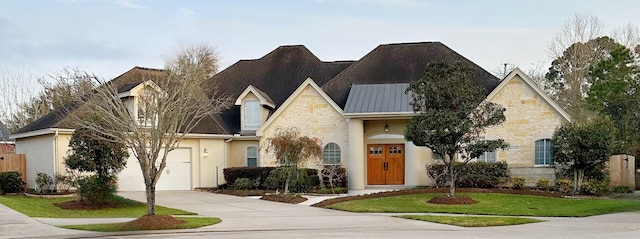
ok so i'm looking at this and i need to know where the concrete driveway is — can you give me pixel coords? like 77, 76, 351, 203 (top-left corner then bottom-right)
115, 191, 640, 239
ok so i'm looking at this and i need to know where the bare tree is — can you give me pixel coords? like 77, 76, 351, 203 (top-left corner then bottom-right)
0, 68, 94, 132
66, 45, 232, 215
611, 23, 640, 57
321, 164, 347, 194
0, 69, 40, 131
546, 13, 605, 120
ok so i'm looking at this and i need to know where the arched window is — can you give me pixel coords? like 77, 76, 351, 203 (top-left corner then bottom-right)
322, 143, 341, 165
535, 139, 553, 166
247, 146, 258, 167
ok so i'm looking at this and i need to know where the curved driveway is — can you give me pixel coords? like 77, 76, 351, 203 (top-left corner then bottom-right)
115, 191, 640, 239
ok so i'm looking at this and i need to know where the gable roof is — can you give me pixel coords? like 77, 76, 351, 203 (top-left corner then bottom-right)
234, 85, 276, 108
256, 78, 343, 136
14, 67, 166, 135
207, 45, 353, 134
321, 42, 501, 108
487, 67, 572, 122
344, 83, 413, 116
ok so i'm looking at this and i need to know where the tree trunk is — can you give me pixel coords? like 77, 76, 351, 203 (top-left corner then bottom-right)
572, 169, 578, 195
448, 154, 456, 197
145, 184, 156, 215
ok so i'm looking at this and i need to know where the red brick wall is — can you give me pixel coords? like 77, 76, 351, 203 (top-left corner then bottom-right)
0, 144, 15, 154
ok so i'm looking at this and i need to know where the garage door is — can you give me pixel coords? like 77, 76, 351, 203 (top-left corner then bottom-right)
117, 148, 192, 191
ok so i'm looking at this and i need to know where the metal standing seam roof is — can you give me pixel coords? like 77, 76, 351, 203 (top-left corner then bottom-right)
344, 83, 413, 114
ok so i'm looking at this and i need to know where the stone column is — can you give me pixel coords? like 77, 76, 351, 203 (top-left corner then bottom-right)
348, 119, 365, 190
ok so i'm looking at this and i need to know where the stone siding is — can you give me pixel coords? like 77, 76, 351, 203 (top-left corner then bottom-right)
485, 74, 567, 183
261, 85, 348, 168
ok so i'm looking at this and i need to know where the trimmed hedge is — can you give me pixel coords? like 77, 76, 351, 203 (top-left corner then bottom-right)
223, 167, 320, 192
426, 161, 510, 188
223, 167, 275, 188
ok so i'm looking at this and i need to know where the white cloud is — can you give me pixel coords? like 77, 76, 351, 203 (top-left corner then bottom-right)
180, 8, 197, 17
112, 0, 148, 9
314, 0, 430, 9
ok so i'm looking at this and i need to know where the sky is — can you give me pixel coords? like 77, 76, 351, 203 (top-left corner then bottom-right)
1, 0, 639, 82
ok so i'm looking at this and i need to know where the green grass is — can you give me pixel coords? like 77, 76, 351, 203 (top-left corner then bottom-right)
0, 195, 196, 218
397, 215, 543, 227
326, 193, 640, 217
61, 217, 222, 232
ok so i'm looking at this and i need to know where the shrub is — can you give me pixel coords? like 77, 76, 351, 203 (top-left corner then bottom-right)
0, 171, 25, 194
321, 165, 348, 188
232, 178, 253, 190
456, 161, 510, 188
35, 172, 54, 194
427, 162, 510, 188
536, 178, 551, 191
56, 173, 75, 192
262, 167, 319, 192
223, 167, 275, 188
76, 175, 116, 205
426, 163, 448, 187
511, 177, 526, 189
582, 179, 610, 196
613, 186, 631, 193
555, 179, 572, 194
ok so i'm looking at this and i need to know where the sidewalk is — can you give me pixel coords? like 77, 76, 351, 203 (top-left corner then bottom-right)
0, 203, 96, 239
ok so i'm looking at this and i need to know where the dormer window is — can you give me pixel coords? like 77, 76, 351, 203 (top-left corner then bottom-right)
235, 85, 275, 132
244, 100, 260, 129
117, 80, 163, 127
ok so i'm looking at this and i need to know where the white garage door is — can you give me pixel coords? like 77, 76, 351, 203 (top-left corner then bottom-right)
117, 148, 192, 191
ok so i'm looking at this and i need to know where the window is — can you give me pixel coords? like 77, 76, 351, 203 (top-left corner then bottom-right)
323, 143, 341, 165
476, 151, 497, 162
136, 88, 158, 126
244, 100, 260, 129
535, 139, 553, 166
247, 146, 258, 167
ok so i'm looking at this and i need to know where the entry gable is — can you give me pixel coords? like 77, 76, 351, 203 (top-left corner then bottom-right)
235, 85, 276, 109
256, 78, 343, 136
486, 67, 571, 122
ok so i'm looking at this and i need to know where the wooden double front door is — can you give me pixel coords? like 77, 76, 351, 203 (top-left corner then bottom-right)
367, 144, 405, 185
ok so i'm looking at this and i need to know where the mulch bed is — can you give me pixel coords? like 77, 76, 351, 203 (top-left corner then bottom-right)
122, 215, 186, 230
311, 187, 568, 207
260, 194, 308, 204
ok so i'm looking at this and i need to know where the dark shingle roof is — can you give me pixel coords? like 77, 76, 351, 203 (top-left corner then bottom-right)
321, 42, 500, 108
344, 83, 412, 114
207, 45, 353, 134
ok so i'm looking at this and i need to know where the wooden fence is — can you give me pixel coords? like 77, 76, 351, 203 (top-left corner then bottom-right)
0, 154, 27, 183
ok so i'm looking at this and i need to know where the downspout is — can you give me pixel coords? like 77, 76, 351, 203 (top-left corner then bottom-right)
53, 130, 59, 188
222, 138, 233, 187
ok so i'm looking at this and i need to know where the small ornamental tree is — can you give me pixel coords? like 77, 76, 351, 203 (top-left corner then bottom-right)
264, 127, 322, 194
65, 127, 128, 204
405, 61, 508, 197
552, 117, 614, 195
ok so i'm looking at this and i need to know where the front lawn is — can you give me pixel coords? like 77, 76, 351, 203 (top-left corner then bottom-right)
0, 195, 196, 218
397, 215, 543, 227
325, 193, 640, 217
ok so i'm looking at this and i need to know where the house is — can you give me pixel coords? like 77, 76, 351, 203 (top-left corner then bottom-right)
0, 121, 15, 154
11, 42, 570, 190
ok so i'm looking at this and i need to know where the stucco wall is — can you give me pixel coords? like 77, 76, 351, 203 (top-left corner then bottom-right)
362, 119, 434, 187
261, 85, 348, 168
227, 140, 260, 168
16, 135, 54, 188
484, 75, 567, 184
